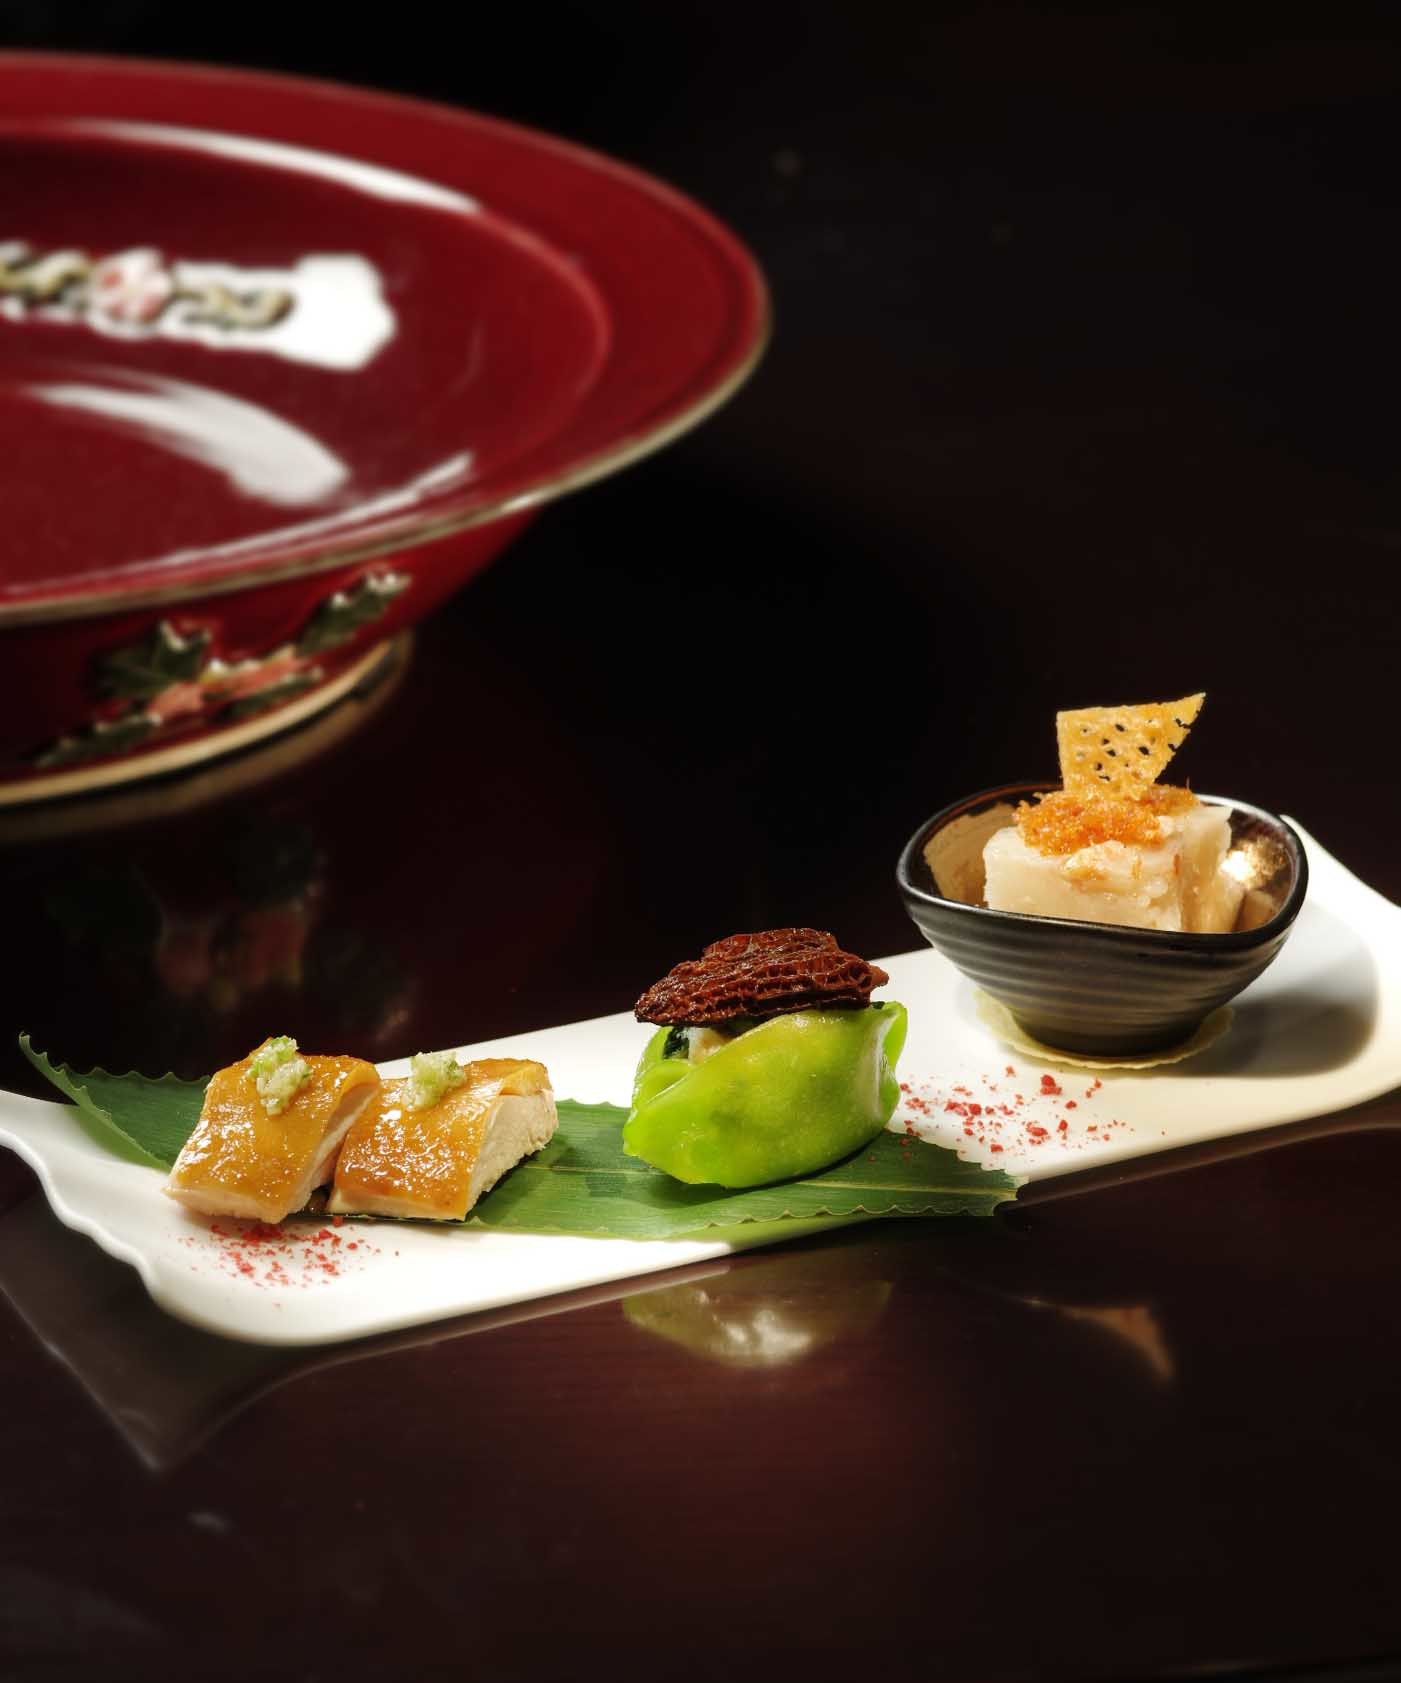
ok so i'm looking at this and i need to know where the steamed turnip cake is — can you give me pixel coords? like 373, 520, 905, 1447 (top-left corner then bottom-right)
983, 795, 1243, 932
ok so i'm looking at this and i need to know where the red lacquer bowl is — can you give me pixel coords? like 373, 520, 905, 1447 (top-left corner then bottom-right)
0, 53, 768, 802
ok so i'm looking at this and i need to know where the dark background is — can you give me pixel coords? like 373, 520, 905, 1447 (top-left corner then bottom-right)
3, 12, 1401, 1683
5, 0, 1401, 1086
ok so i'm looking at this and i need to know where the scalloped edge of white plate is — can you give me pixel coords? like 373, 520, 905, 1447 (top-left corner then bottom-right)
0, 820, 1396, 1347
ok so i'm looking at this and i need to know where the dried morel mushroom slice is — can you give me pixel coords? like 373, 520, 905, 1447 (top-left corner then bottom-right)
634, 928, 890, 1025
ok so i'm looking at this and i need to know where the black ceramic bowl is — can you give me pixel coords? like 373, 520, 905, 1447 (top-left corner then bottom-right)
896, 783, 1308, 1056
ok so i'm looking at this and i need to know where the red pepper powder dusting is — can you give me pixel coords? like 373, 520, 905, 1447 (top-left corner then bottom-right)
896, 1065, 1132, 1161
180, 1217, 384, 1290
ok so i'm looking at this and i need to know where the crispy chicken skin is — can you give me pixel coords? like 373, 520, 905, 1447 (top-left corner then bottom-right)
164, 1045, 380, 1223
328, 1058, 556, 1221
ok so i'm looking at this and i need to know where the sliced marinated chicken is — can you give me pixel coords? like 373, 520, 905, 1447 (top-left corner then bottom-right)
328, 1057, 557, 1221
164, 1042, 380, 1223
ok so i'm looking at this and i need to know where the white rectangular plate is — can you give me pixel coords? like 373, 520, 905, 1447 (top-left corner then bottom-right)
1, 821, 1396, 1348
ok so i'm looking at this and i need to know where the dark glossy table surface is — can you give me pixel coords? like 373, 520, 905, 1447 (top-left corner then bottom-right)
3, 6, 1401, 1680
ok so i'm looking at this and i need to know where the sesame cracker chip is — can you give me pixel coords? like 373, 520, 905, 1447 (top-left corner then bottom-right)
1056, 692, 1205, 798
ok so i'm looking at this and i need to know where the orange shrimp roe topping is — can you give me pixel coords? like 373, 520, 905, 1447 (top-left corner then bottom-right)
1015, 784, 1198, 855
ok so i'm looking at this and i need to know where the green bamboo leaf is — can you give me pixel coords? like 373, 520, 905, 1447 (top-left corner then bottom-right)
17, 1042, 1018, 1238
18, 1036, 205, 1170
474, 1100, 1016, 1237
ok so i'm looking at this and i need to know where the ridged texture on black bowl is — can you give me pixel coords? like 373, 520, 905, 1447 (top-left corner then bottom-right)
896, 785, 1308, 1056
